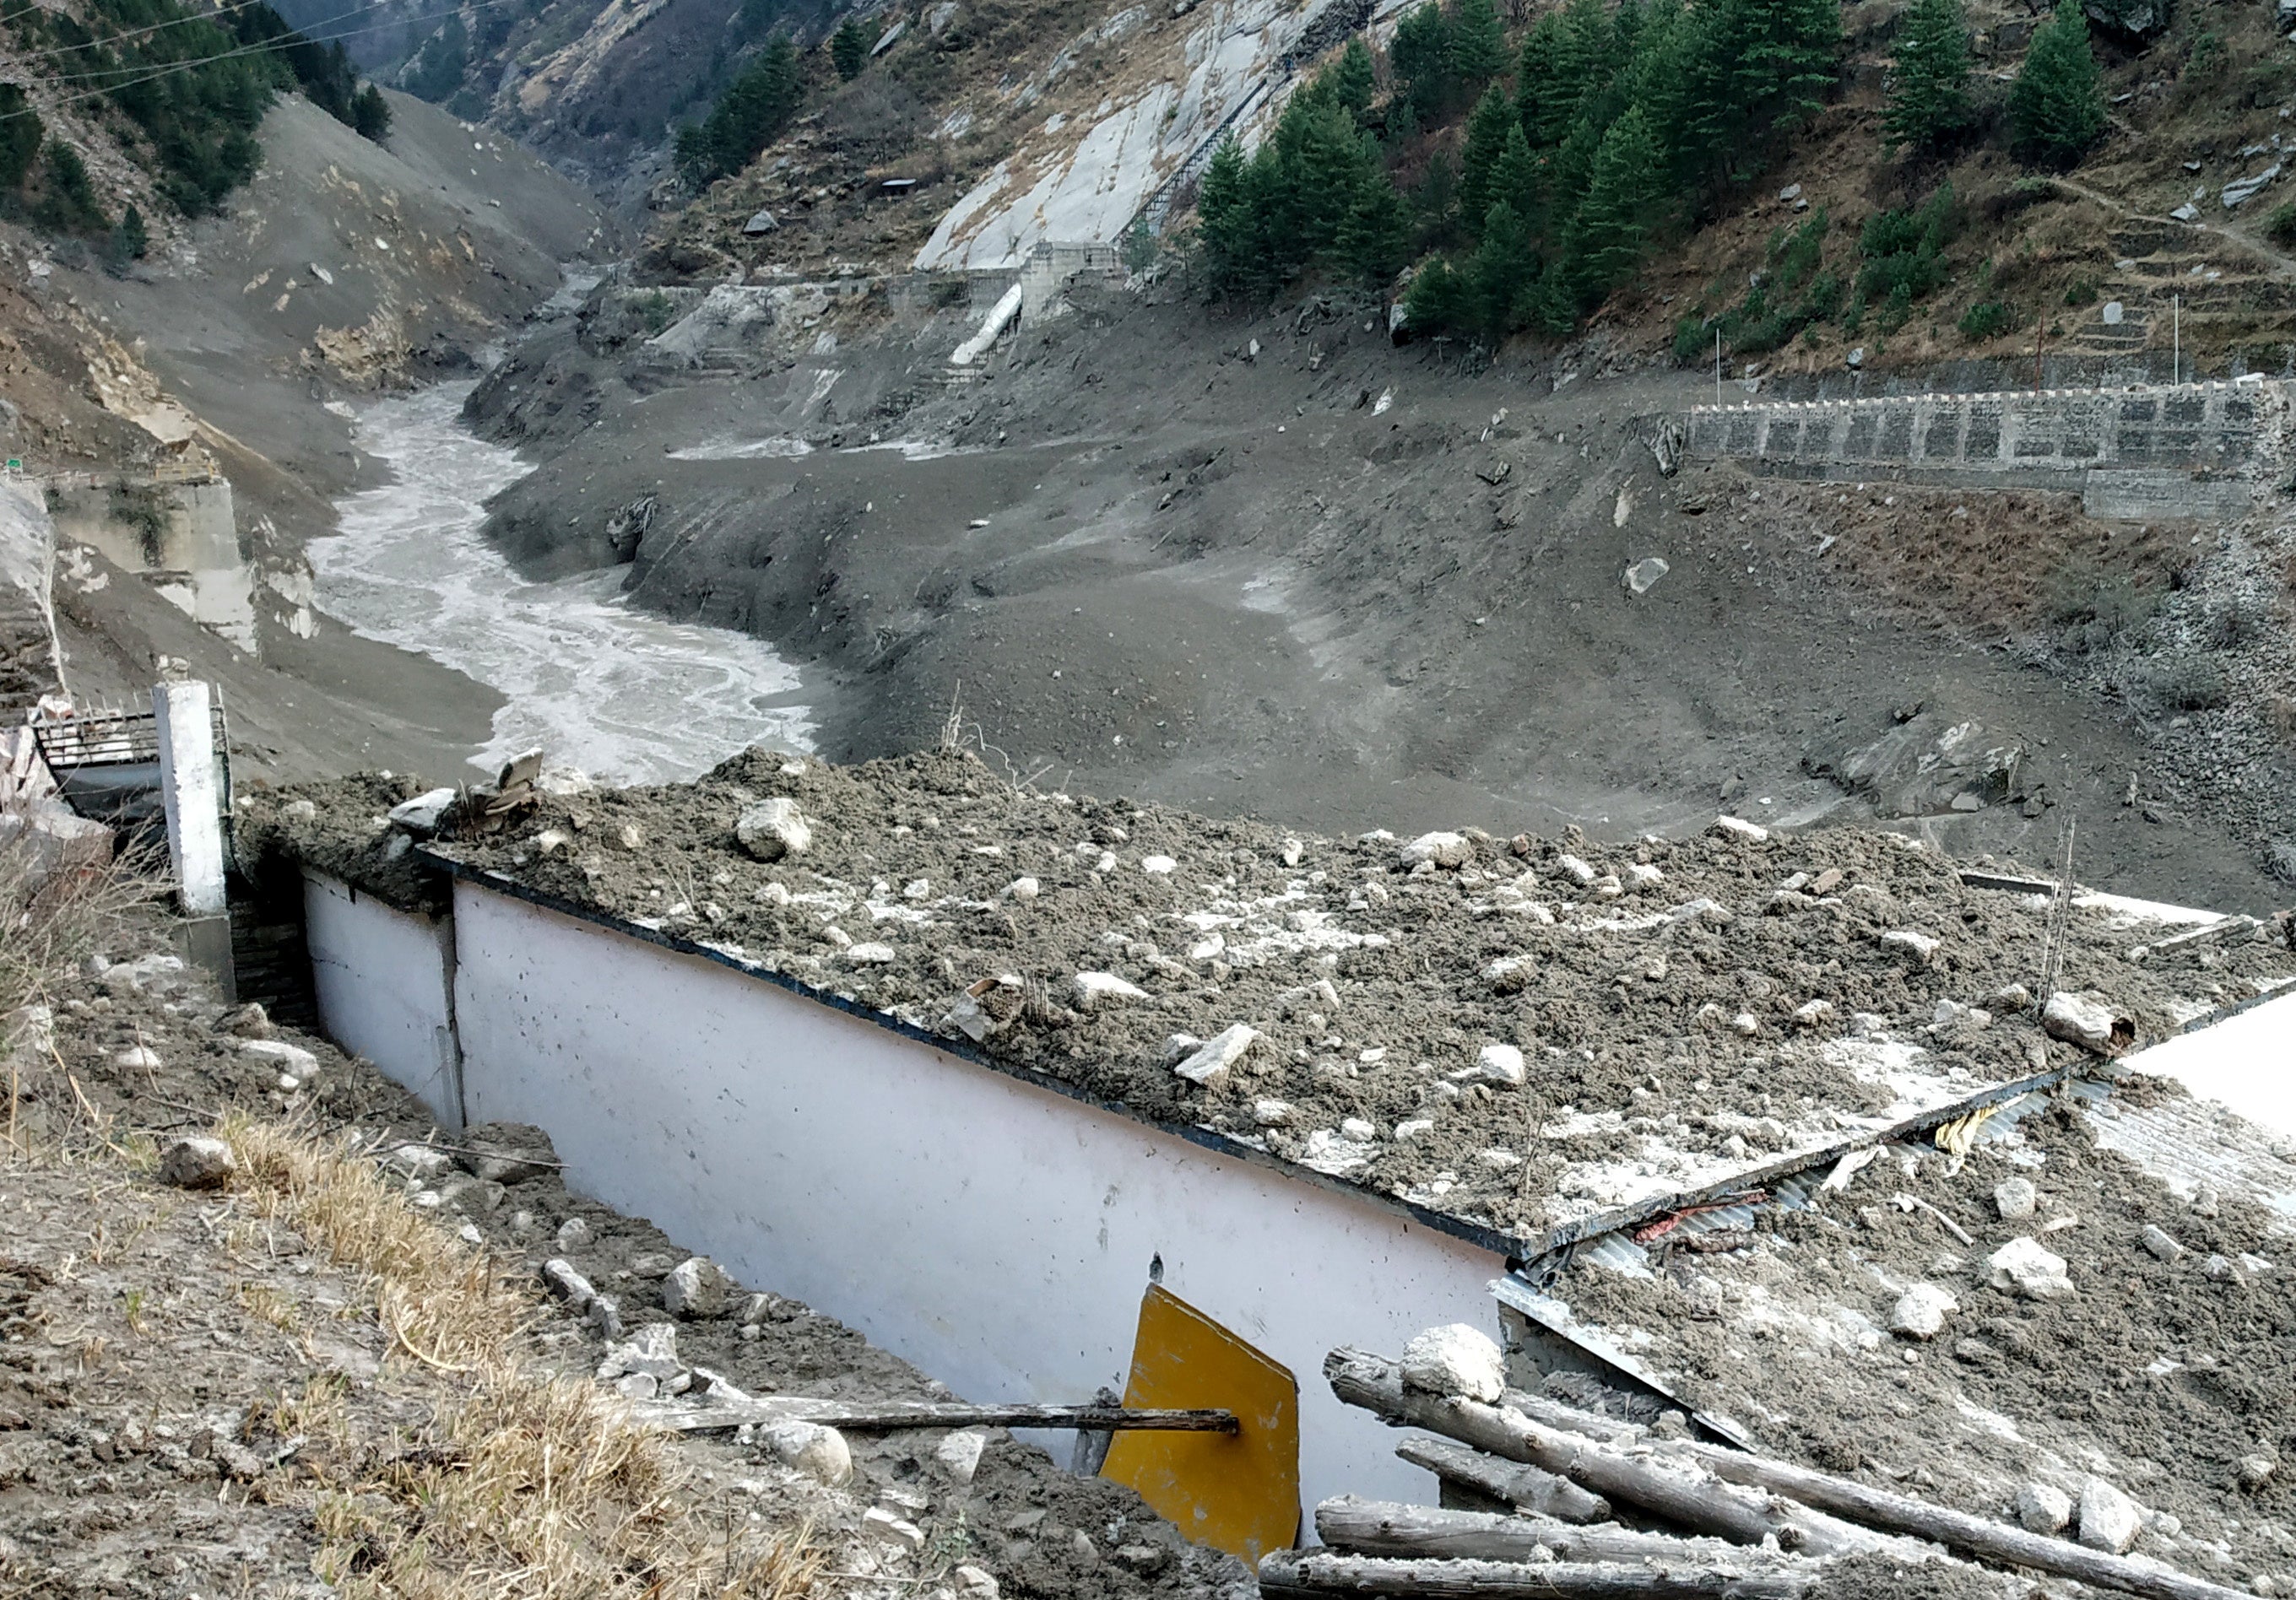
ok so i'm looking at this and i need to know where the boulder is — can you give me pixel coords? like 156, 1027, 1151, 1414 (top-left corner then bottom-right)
1476, 1042, 1527, 1086
1890, 1283, 1958, 1339
1173, 1024, 1259, 1089
540, 1258, 596, 1310
2141, 1224, 2185, 1262
159, 1135, 236, 1189
2077, 1477, 2142, 1554
387, 787, 458, 836
763, 1420, 852, 1484
1400, 1323, 1506, 1403
2043, 991, 2135, 1056
241, 1038, 319, 1078
1624, 557, 1670, 596
664, 1256, 736, 1319
740, 209, 779, 236
1399, 831, 1471, 868
1994, 1176, 2038, 1222
2016, 1482, 2073, 1534
599, 1322, 680, 1381
934, 1427, 988, 1484
1989, 1236, 2075, 1300
456, 1122, 556, 1184
2082, 0, 2169, 37
735, 797, 811, 861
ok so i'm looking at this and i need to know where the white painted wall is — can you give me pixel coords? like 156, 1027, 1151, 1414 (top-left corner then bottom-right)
303, 872, 463, 1130
2124, 988, 2296, 1143
447, 881, 1505, 1520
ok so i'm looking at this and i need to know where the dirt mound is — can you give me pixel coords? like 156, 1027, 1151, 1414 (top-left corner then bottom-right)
366, 746, 2296, 1246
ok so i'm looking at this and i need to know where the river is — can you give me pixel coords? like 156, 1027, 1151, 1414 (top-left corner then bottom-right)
307, 384, 813, 786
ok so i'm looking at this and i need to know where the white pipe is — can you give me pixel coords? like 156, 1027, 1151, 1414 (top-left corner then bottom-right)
951, 281, 1024, 366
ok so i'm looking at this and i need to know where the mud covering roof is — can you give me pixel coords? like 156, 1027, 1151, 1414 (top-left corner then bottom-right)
274, 750, 2296, 1250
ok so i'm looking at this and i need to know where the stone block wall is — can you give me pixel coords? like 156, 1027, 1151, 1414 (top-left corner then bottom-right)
1681, 381, 2282, 511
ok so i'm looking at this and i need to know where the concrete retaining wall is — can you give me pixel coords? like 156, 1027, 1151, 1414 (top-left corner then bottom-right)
303, 872, 462, 1129
306, 869, 1508, 1522
1682, 381, 2282, 511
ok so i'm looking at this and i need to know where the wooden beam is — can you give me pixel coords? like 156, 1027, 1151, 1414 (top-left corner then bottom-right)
1397, 1436, 1611, 1524
1323, 1351, 1851, 1555
1318, 1495, 1804, 1573
1256, 1551, 1812, 1597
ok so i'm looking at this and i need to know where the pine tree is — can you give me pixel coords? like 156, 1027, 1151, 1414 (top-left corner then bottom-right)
831, 17, 871, 79
1337, 138, 1410, 283
1403, 257, 1473, 337
1194, 135, 1252, 294
350, 82, 393, 142
2010, 0, 2105, 169
0, 86, 41, 191
1551, 0, 1613, 132
1449, 0, 1508, 87
1567, 103, 1665, 298
1515, 13, 1568, 146
1329, 37, 1376, 127
1390, 3, 1454, 127
1470, 198, 1539, 338
1490, 122, 1545, 233
104, 205, 148, 274
1883, 0, 1972, 153
1456, 85, 1517, 240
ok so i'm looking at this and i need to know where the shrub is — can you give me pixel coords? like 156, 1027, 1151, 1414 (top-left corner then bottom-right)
1959, 299, 2016, 339
2269, 203, 2296, 247
2063, 277, 2098, 306
2044, 564, 2156, 649
2145, 655, 2229, 710
2201, 596, 2268, 650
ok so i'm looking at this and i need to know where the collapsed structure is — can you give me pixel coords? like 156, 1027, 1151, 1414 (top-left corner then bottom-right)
227, 747, 2296, 1592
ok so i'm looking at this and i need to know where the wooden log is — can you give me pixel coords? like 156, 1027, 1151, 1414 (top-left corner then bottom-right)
640, 1398, 1237, 1434
1324, 1350, 1849, 1555
1678, 1443, 2254, 1600
1317, 1496, 1803, 1574
1398, 1436, 1611, 1523
1255, 1552, 1812, 1597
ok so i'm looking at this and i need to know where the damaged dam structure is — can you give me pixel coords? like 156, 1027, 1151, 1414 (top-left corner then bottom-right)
242, 753, 2296, 1559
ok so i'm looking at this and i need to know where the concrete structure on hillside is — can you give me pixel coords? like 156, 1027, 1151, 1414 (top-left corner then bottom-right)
1681, 379, 2285, 518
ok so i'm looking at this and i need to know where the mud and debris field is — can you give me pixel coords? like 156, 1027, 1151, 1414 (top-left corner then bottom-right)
243, 749, 2296, 1245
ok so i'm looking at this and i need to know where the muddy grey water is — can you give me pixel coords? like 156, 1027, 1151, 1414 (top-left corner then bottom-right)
308, 384, 812, 785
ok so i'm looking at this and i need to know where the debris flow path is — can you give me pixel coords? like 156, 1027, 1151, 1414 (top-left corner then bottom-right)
310, 384, 813, 784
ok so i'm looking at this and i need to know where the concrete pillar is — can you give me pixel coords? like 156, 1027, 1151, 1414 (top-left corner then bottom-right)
153, 679, 234, 997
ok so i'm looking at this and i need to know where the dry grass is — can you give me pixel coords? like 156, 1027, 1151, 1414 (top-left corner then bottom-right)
219, 1116, 826, 1600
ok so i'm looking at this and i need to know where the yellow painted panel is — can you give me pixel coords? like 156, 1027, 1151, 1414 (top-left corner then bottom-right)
1099, 1284, 1300, 1565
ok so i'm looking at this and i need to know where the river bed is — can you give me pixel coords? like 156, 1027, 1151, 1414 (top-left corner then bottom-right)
307, 385, 813, 786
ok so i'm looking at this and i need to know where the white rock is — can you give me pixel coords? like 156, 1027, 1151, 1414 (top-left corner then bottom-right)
863, 1506, 924, 1547
540, 1257, 596, 1310
735, 797, 812, 861
1626, 862, 1665, 889
613, 1371, 658, 1401
2017, 1482, 2072, 1534
1072, 970, 1148, 1008
846, 942, 897, 963
1396, 1118, 1434, 1140
159, 1135, 236, 1189
1482, 955, 1532, 992
1253, 1099, 1293, 1127
763, 1420, 853, 1485
1140, 854, 1176, 874
1557, 853, 1598, 885
1174, 1024, 1259, 1089
2042, 991, 2133, 1057
1341, 1117, 1377, 1140
601, 1322, 680, 1381
1989, 1236, 2074, 1300
387, 787, 457, 835
664, 1257, 736, 1319
557, 1217, 593, 1251
1879, 929, 1941, 961
1711, 815, 1768, 843
953, 1565, 1000, 1600
114, 1046, 162, 1070
1890, 1283, 1958, 1339
1476, 1042, 1526, 1086
2141, 1224, 2184, 1262
241, 1038, 319, 1077
1400, 1323, 1506, 1403
1005, 875, 1040, 900
934, 1427, 988, 1484
1400, 831, 1472, 868
1731, 1012, 1761, 1036
2078, 1477, 2142, 1554
1995, 1177, 2038, 1222
1624, 556, 1671, 596
1793, 999, 1836, 1029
